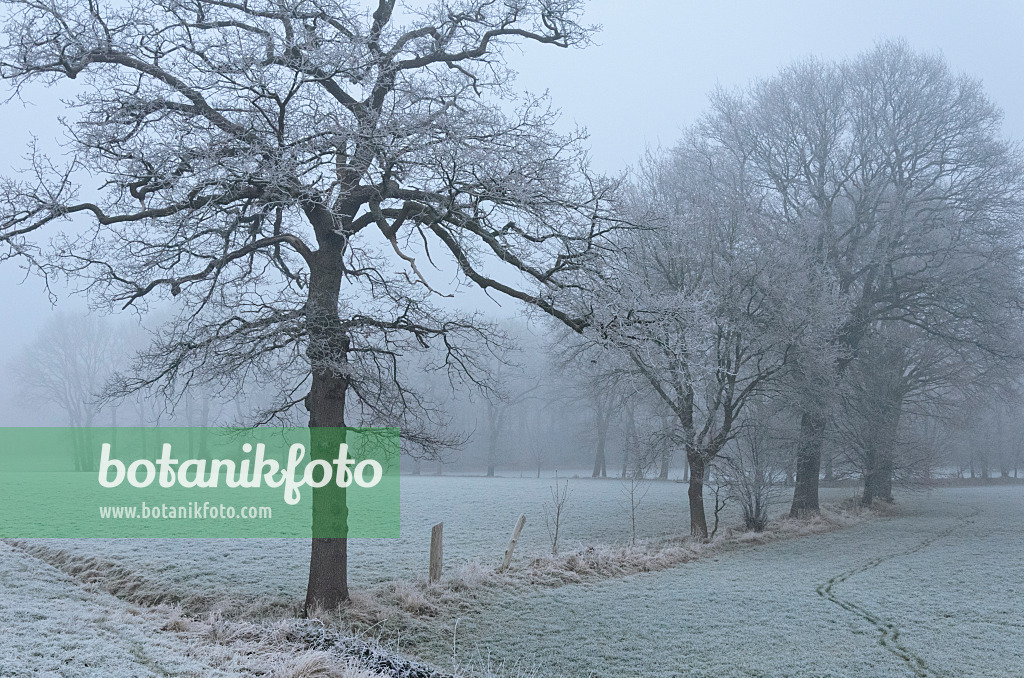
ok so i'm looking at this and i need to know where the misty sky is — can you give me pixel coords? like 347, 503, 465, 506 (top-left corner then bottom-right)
2, 0, 1022, 355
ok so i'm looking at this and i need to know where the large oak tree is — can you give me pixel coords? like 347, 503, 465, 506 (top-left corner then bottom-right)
0, 0, 622, 610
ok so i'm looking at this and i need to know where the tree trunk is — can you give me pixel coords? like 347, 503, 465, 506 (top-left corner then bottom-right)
861, 445, 878, 506
790, 411, 826, 517
303, 243, 350, 614
861, 369, 905, 504
622, 404, 635, 479
688, 453, 708, 540
304, 431, 350, 615
878, 453, 894, 501
592, 430, 607, 478
659, 449, 671, 480
876, 419, 896, 502
486, 403, 500, 477
592, 402, 609, 478
862, 410, 898, 504
862, 454, 893, 504
304, 449, 349, 615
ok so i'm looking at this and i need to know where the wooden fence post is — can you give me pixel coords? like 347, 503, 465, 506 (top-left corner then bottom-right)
429, 522, 444, 583
499, 514, 527, 573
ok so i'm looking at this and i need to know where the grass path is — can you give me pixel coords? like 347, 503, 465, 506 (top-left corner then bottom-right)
403, 487, 1024, 677
814, 504, 981, 677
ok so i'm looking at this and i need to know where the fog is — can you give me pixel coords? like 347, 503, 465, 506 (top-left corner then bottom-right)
5, 1, 1024, 351
1, 2, 1023, 676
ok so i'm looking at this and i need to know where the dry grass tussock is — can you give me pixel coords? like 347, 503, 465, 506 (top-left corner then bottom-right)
522, 540, 709, 585
271, 650, 387, 678
337, 560, 495, 632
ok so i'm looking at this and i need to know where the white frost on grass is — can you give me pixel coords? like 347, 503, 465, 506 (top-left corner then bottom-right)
0, 539, 232, 677
17, 478, 857, 613
8, 480, 1020, 676
406, 486, 1024, 677
0, 541, 389, 677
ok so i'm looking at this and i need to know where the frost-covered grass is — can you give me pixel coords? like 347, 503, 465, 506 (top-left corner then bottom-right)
5, 478, 1019, 676
401, 486, 1024, 677
0, 539, 395, 677
13, 476, 856, 615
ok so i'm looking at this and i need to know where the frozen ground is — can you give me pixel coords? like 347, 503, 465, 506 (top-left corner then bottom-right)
0, 541, 392, 677
411, 485, 1024, 677
0, 540, 234, 677
14, 476, 856, 608
2, 480, 1021, 676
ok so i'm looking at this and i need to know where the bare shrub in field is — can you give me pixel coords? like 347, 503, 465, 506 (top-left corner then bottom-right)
716, 412, 789, 532
544, 480, 572, 555
619, 466, 653, 546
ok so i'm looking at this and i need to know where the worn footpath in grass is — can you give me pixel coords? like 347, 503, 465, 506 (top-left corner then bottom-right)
402, 487, 1024, 678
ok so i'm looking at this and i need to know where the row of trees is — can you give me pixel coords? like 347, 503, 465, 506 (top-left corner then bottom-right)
1, 0, 1022, 607
559, 41, 1024, 538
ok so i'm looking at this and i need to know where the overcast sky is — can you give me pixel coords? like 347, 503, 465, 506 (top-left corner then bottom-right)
2, 0, 1023, 356
510, 0, 1024, 173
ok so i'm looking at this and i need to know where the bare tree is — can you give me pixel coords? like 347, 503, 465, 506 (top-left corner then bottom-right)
554, 346, 623, 478
0, 0, 623, 610
481, 377, 539, 477
699, 42, 1024, 517
11, 313, 116, 426
831, 324, 989, 503
9, 312, 126, 467
543, 479, 570, 555
619, 462, 651, 547
578, 141, 833, 540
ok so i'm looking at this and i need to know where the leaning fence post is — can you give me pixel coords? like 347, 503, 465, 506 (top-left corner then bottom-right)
429, 522, 444, 583
499, 514, 527, 573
